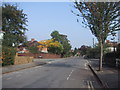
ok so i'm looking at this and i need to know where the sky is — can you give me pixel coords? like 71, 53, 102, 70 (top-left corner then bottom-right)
9, 2, 98, 49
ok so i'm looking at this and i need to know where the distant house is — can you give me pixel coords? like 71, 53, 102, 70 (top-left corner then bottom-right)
28, 38, 39, 47
17, 45, 29, 53
41, 47, 48, 53
17, 38, 48, 53
106, 40, 117, 52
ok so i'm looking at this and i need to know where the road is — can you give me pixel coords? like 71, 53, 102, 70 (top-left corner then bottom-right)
3, 57, 101, 88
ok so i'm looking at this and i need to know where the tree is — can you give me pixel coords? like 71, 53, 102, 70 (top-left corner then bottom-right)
28, 46, 39, 54
51, 31, 71, 57
72, 47, 79, 56
38, 39, 63, 54
80, 45, 91, 56
73, 2, 120, 70
2, 4, 28, 47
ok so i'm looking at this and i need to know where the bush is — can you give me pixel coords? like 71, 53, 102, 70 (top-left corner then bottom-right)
103, 52, 116, 67
117, 44, 120, 58
86, 48, 100, 59
28, 46, 39, 54
116, 44, 120, 68
2, 47, 16, 66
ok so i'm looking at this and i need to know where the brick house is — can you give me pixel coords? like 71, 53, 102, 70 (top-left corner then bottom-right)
17, 38, 48, 53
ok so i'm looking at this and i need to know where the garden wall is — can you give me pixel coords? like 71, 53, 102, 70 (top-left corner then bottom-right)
14, 56, 33, 65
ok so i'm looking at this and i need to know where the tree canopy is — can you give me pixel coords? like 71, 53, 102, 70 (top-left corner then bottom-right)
74, 2, 120, 43
38, 39, 63, 54
2, 4, 28, 47
51, 31, 71, 57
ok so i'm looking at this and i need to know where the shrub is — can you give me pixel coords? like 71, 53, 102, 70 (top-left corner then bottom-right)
86, 48, 100, 59
2, 46, 16, 66
103, 52, 116, 67
28, 46, 39, 54
117, 44, 120, 58
116, 44, 120, 68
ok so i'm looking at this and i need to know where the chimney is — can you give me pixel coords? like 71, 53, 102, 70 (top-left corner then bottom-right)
31, 38, 35, 42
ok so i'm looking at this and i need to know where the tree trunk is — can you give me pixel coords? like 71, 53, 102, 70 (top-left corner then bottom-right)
99, 41, 103, 71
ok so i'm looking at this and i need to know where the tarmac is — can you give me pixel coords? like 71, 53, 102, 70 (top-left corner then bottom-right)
2, 58, 66, 74
2, 57, 119, 88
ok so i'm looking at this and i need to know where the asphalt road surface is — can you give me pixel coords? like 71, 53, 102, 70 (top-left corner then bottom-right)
3, 57, 101, 88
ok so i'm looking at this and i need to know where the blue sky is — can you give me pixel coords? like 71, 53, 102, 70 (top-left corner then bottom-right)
10, 2, 97, 49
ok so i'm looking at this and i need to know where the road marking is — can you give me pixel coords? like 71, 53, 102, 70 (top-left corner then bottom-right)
85, 63, 88, 70
34, 66, 42, 69
87, 81, 90, 90
86, 60, 89, 64
87, 81, 94, 90
6, 77, 12, 80
16, 74, 21, 77
89, 81, 94, 90
48, 62, 52, 64
67, 70, 74, 80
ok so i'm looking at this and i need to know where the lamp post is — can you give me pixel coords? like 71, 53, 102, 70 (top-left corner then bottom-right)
0, 30, 4, 61
0, 30, 4, 47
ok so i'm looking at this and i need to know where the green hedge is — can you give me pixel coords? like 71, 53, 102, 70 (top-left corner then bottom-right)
117, 44, 120, 58
85, 48, 100, 59
103, 52, 116, 67
2, 47, 16, 66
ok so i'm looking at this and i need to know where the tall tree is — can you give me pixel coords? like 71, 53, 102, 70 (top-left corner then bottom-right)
38, 39, 63, 54
51, 31, 71, 57
2, 4, 28, 47
73, 2, 120, 70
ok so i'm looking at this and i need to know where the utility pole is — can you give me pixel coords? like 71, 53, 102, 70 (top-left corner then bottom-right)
93, 38, 95, 48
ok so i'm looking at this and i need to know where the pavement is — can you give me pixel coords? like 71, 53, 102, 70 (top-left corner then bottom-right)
2, 58, 66, 74
2, 57, 102, 88
88, 59, 119, 88
2, 61, 46, 74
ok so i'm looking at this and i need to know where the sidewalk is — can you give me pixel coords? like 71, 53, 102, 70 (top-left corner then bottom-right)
2, 58, 66, 74
2, 61, 46, 74
88, 59, 119, 88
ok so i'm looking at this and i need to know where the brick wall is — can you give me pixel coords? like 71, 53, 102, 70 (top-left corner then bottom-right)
14, 56, 33, 65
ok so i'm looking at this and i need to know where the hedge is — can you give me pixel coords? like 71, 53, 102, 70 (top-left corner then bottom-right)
103, 44, 120, 68
2, 46, 16, 66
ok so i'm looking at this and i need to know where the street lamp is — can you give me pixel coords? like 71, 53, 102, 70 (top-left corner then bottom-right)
0, 30, 4, 62
0, 31, 4, 40
0, 30, 4, 46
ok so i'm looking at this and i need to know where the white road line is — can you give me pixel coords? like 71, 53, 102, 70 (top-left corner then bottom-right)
85, 63, 88, 70
67, 70, 74, 80
48, 62, 52, 64
67, 77, 69, 80
86, 60, 89, 64
16, 74, 21, 77
34, 66, 42, 69
6, 77, 12, 80
89, 81, 94, 90
87, 81, 90, 90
